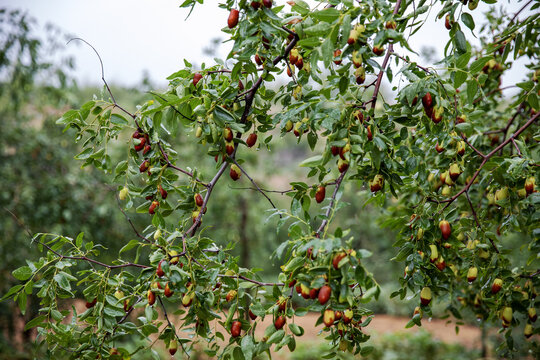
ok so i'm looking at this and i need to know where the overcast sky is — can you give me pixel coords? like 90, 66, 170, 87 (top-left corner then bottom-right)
2, 0, 531, 95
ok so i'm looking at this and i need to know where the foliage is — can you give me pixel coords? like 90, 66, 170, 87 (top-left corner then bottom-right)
0, 8, 143, 356
3, 0, 540, 359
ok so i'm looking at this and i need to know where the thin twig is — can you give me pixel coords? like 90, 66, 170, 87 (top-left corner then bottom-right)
67, 38, 136, 120
519, 269, 540, 279
460, 134, 486, 158
369, 0, 403, 109
36, 239, 149, 269
228, 185, 295, 195
158, 296, 189, 358
115, 192, 162, 247
218, 274, 283, 287
157, 142, 207, 186
229, 158, 278, 211
509, 0, 533, 25
511, 138, 522, 156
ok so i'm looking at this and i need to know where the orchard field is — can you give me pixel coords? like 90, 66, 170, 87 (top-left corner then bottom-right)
0, 0, 539, 359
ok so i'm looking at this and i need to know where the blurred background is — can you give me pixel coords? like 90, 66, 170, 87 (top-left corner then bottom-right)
0, 1, 533, 359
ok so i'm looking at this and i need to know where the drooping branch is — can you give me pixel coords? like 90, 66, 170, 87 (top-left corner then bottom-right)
158, 296, 189, 359
36, 238, 150, 269
67, 38, 136, 120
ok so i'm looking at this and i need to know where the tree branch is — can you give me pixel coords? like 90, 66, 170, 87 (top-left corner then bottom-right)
228, 158, 278, 211
218, 274, 283, 287
67, 38, 135, 120
438, 111, 539, 211
158, 296, 189, 358
157, 141, 207, 186
36, 238, 150, 269
369, 0, 403, 110
315, 171, 346, 236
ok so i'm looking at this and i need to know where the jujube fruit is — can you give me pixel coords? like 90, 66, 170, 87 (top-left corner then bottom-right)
318, 285, 331, 305
228, 9, 239, 28
315, 186, 326, 203
231, 320, 242, 337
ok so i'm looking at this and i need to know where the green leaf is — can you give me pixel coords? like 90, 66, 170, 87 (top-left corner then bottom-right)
267, 329, 285, 344
299, 155, 322, 167
110, 114, 128, 125
1, 285, 23, 301
12, 266, 32, 281
115, 160, 128, 175
284, 257, 305, 273
461, 13, 475, 30
470, 56, 492, 74
241, 335, 254, 360
53, 273, 71, 292
310, 8, 340, 23
466, 80, 477, 104
56, 109, 79, 124
291, 0, 310, 16
75, 232, 84, 248
213, 106, 235, 124
74, 148, 93, 160
454, 30, 467, 53
120, 239, 141, 254
454, 71, 467, 89
24, 314, 47, 331
320, 38, 333, 68
456, 52, 471, 69
528, 93, 539, 111
18, 293, 27, 314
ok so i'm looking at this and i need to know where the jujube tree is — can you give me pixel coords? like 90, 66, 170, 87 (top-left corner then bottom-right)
3, 0, 539, 359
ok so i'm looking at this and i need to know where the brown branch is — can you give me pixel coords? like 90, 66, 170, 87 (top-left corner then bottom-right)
499, 103, 526, 154
157, 142, 207, 186
115, 192, 162, 248
181, 161, 229, 250
218, 274, 283, 287
228, 158, 278, 210
239, 26, 299, 124
391, 53, 432, 74
460, 133, 486, 158
465, 191, 499, 253
511, 138, 522, 156
369, 0, 403, 110
149, 92, 194, 123
315, 171, 347, 236
67, 38, 135, 120
438, 111, 539, 211
509, 0, 533, 25
520, 269, 540, 279
36, 239, 149, 269
473, 86, 517, 104
158, 296, 189, 358
228, 185, 295, 195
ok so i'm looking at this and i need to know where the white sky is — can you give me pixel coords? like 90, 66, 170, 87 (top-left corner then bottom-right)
2, 0, 532, 95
